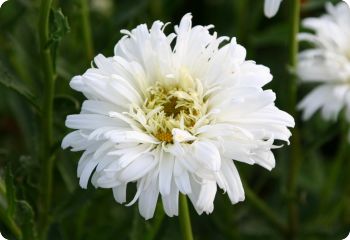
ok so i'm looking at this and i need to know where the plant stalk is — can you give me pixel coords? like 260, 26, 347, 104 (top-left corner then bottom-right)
286, 0, 301, 239
80, 0, 94, 60
38, 0, 56, 238
179, 194, 194, 240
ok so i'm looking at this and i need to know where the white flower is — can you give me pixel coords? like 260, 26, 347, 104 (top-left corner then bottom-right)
264, 0, 283, 18
297, 3, 350, 128
62, 13, 294, 219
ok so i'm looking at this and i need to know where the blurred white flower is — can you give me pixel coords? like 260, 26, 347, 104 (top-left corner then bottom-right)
0, 0, 8, 8
264, 0, 283, 18
297, 3, 350, 126
62, 13, 294, 219
91, 0, 113, 16
343, 0, 350, 8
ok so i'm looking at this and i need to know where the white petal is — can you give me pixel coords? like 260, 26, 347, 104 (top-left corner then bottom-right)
173, 160, 192, 194
113, 184, 127, 204
105, 130, 158, 144
174, 174, 192, 195
264, 0, 283, 18
196, 180, 217, 214
126, 178, 145, 206
79, 155, 99, 189
159, 152, 175, 195
194, 141, 221, 171
109, 144, 153, 168
118, 154, 156, 182
172, 128, 196, 142
65, 114, 125, 130
187, 175, 204, 215
96, 175, 120, 188
81, 100, 122, 115
298, 85, 333, 120
167, 143, 200, 172
61, 131, 83, 149
252, 150, 276, 171
221, 160, 245, 203
138, 176, 159, 220
161, 180, 179, 217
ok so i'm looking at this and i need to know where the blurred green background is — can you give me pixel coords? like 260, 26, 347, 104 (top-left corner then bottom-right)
0, 0, 349, 239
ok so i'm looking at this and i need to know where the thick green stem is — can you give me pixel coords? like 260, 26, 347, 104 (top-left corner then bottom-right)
38, 0, 56, 238
286, 0, 301, 239
179, 194, 194, 240
245, 184, 286, 233
80, 0, 94, 60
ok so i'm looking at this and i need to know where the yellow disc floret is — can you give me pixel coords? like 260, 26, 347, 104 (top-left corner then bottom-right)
138, 71, 208, 143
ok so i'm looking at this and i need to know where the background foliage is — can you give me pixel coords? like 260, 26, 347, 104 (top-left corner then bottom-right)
0, 0, 349, 239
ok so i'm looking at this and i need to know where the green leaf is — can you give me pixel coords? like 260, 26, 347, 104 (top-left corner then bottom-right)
54, 94, 80, 112
0, 171, 23, 240
0, 207, 22, 240
5, 166, 16, 217
15, 200, 37, 240
48, 8, 70, 67
56, 153, 77, 193
0, 62, 39, 110
53, 189, 91, 221
48, 8, 70, 45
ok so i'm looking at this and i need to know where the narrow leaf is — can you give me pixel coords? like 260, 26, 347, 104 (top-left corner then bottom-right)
5, 166, 15, 217
0, 62, 39, 110
15, 200, 37, 240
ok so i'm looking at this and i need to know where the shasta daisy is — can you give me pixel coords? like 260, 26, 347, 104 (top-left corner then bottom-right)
298, 3, 350, 132
62, 13, 294, 219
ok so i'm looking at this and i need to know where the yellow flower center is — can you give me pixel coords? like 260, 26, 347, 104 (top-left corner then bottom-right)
155, 131, 173, 143
138, 72, 208, 143
162, 96, 183, 117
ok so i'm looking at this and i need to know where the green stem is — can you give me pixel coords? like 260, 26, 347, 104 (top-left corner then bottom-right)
286, 0, 301, 239
145, 202, 165, 240
38, 0, 56, 238
234, 0, 248, 45
245, 184, 286, 233
80, 0, 94, 60
150, 0, 163, 19
179, 194, 194, 240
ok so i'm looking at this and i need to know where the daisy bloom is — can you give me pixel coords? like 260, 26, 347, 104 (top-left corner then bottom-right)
297, 3, 350, 130
264, 0, 283, 18
62, 13, 294, 219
